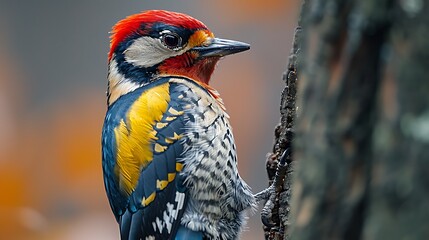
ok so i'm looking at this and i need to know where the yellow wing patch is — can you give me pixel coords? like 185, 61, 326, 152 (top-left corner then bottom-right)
142, 192, 156, 207
168, 107, 184, 116
165, 116, 177, 121
156, 122, 168, 129
154, 143, 167, 153
165, 132, 182, 144
157, 180, 169, 190
176, 163, 184, 172
114, 83, 170, 195
168, 173, 176, 182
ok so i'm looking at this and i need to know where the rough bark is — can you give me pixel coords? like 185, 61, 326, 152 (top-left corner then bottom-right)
257, 3, 304, 239
260, 0, 429, 239
288, 0, 429, 239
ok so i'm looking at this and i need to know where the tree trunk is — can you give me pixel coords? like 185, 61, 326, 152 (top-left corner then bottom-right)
261, 0, 429, 239
288, 0, 429, 239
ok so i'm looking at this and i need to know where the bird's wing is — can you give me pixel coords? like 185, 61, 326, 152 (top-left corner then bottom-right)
102, 79, 198, 239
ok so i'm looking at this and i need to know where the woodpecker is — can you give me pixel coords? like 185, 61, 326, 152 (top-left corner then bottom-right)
102, 10, 255, 240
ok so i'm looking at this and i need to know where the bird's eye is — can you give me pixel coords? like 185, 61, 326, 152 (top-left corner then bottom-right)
161, 33, 182, 49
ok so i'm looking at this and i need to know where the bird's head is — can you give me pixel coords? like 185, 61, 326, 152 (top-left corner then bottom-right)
107, 10, 250, 105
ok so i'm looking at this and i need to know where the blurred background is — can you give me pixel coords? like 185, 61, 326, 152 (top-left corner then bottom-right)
0, 0, 299, 239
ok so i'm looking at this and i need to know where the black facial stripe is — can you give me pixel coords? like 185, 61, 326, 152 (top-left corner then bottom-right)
113, 38, 158, 84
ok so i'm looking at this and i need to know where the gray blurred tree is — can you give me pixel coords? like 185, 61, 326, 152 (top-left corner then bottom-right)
260, 0, 429, 239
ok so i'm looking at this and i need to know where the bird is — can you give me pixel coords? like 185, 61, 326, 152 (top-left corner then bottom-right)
102, 10, 255, 240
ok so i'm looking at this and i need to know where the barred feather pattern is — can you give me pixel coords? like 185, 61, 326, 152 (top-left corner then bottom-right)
170, 78, 256, 240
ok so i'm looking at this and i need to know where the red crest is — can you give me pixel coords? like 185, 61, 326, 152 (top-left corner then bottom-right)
108, 10, 209, 61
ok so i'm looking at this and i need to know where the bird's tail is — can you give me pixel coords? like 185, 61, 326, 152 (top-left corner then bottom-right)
175, 225, 204, 240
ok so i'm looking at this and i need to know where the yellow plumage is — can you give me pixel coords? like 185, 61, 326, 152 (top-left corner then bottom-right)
113, 83, 170, 195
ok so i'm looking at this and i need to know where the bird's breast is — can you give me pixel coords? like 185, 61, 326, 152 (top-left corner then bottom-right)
170, 78, 254, 222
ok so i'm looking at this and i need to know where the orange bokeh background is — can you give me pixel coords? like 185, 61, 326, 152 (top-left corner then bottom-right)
0, 1, 299, 239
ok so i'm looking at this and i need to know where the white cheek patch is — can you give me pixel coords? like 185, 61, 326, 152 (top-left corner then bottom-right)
124, 36, 186, 68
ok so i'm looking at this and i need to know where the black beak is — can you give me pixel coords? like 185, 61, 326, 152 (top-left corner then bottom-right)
193, 38, 250, 58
